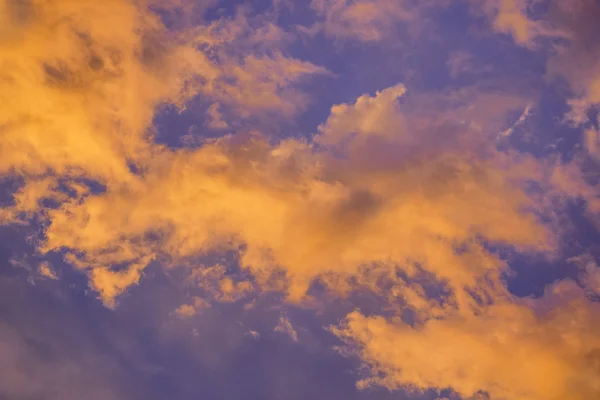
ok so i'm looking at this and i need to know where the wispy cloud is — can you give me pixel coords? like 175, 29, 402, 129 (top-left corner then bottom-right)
274, 313, 298, 342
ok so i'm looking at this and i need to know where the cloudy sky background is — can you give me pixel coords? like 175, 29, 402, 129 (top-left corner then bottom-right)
1, 0, 600, 399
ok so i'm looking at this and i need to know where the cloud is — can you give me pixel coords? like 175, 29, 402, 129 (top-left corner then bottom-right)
15, 82, 579, 309
38, 261, 58, 280
569, 253, 600, 297
0, 0, 173, 182
332, 280, 600, 400
305, 0, 564, 47
544, 0, 600, 126
1, 1, 600, 399
245, 329, 260, 340
446, 51, 493, 80
0, 0, 329, 305
190, 8, 330, 119
215, 51, 329, 118
498, 104, 532, 139
174, 297, 211, 318
316, 84, 407, 144
482, 0, 538, 45
175, 304, 197, 318
470, 0, 566, 47
472, 0, 600, 146
583, 264, 600, 297
274, 314, 298, 342
206, 103, 229, 130
0, 0, 326, 201
3, 0, 591, 312
307, 0, 416, 42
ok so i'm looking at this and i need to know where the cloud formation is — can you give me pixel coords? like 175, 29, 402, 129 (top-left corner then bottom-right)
308, 0, 415, 42
18, 81, 570, 309
0, 0, 325, 200
333, 280, 600, 400
274, 314, 298, 342
0, 0, 327, 305
1, 1, 600, 399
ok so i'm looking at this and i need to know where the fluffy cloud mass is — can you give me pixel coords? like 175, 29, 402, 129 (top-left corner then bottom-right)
333, 281, 600, 400
1, 1, 599, 400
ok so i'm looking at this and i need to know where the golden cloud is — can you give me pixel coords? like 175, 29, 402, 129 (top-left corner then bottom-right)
469, 0, 567, 47
332, 280, 600, 400
546, 0, 600, 129
0, 0, 325, 188
2, 2, 600, 399
15, 81, 571, 309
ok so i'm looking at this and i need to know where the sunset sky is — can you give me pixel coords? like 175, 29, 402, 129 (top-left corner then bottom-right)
1, 1, 600, 399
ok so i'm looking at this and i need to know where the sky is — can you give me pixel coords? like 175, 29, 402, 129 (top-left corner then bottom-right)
0, 0, 600, 399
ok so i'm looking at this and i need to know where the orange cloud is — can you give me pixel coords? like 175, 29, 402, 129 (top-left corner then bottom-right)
175, 297, 210, 318
0, 2, 596, 320
38, 262, 58, 280
545, 0, 600, 128
0, 0, 170, 182
0, 0, 325, 191
486, 0, 537, 45
2, 4, 599, 399
332, 280, 600, 400
20, 83, 570, 308
0, 0, 328, 305
191, 9, 330, 119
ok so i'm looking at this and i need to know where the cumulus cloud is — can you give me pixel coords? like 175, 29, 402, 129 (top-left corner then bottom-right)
0, 0, 325, 185
0, 0, 327, 305
1, 1, 600, 399
332, 280, 600, 400
13, 81, 579, 310
316, 84, 407, 144
3, 0, 589, 312
0, 0, 179, 182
